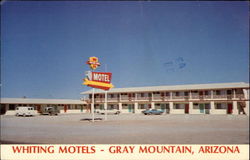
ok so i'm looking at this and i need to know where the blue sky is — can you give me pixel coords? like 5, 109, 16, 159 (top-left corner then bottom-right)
1, 1, 249, 99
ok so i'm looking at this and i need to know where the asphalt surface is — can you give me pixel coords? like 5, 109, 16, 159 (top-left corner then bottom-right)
1, 113, 249, 144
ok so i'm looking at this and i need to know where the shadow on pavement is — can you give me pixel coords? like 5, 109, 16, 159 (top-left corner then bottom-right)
80, 118, 103, 121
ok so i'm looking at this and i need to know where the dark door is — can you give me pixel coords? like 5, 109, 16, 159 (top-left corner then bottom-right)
128, 104, 134, 113
185, 104, 189, 114
165, 104, 170, 114
161, 92, 165, 100
227, 90, 232, 99
199, 104, 205, 113
128, 93, 131, 101
36, 104, 41, 113
64, 105, 68, 113
227, 104, 233, 114
199, 91, 204, 99
0, 104, 6, 115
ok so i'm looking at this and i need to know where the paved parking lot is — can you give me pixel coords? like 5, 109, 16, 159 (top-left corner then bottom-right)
1, 113, 249, 144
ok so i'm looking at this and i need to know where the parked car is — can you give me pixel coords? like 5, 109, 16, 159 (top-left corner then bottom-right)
15, 106, 36, 117
142, 109, 164, 115
96, 109, 121, 115
40, 106, 60, 116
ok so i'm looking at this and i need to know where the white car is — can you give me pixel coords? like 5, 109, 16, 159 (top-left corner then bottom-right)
15, 106, 36, 117
96, 109, 121, 115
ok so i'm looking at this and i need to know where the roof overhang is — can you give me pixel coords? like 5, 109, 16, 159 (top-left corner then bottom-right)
0, 98, 86, 104
80, 82, 250, 94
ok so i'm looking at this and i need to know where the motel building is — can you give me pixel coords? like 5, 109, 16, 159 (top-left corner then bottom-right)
81, 82, 249, 116
0, 82, 249, 116
0, 98, 87, 115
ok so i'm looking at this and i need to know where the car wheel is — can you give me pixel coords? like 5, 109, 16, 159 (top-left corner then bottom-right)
16, 113, 19, 117
144, 113, 147, 115
23, 114, 26, 117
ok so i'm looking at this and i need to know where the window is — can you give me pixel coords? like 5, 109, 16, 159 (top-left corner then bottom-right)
174, 104, 184, 109
236, 89, 243, 94
108, 105, 115, 110
216, 103, 226, 109
175, 92, 179, 96
205, 104, 210, 109
139, 104, 148, 109
216, 103, 221, 109
205, 91, 209, 95
9, 104, 16, 110
193, 103, 199, 109
216, 90, 221, 95
227, 90, 232, 95
122, 104, 128, 109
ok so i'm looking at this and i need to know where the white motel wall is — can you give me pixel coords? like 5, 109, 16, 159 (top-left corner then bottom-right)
81, 82, 249, 116
0, 82, 249, 116
0, 98, 88, 115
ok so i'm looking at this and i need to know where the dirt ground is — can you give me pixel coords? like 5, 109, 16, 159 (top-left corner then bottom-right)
0, 113, 249, 144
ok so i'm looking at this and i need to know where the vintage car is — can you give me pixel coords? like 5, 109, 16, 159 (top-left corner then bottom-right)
142, 109, 164, 115
40, 106, 60, 116
96, 109, 121, 115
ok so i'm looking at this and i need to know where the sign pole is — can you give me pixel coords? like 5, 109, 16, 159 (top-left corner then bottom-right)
104, 64, 107, 121
91, 88, 95, 122
105, 90, 107, 121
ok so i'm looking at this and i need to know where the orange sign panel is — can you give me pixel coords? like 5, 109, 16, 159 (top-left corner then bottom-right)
86, 57, 101, 70
83, 71, 114, 90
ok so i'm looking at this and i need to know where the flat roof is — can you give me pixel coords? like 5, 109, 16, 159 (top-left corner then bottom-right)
0, 98, 86, 104
81, 82, 250, 94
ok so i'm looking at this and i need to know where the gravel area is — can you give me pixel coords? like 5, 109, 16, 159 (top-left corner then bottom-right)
1, 113, 249, 144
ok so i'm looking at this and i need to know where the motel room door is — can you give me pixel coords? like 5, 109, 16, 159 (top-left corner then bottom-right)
35, 104, 41, 113
227, 103, 233, 114
128, 104, 134, 113
160, 104, 166, 113
0, 104, 6, 115
165, 104, 170, 114
185, 104, 189, 114
199, 104, 205, 113
64, 105, 68, 113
